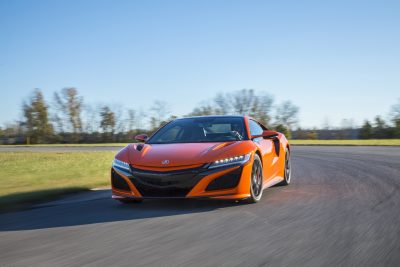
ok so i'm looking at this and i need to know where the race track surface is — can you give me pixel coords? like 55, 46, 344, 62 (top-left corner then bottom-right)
1, 146, 399, 266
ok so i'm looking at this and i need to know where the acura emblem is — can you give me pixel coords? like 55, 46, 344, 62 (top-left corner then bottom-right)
161, 160, 170, 165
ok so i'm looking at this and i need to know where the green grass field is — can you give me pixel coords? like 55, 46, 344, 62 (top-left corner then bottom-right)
0, 143, 129, 147
289, 139, 400, 146
0, 151, 114, 211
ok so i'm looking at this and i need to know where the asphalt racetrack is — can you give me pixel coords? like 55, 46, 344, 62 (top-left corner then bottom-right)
1, 146, 400, 266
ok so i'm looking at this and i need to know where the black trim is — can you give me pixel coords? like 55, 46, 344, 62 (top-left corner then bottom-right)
273, 137, 280, 156
111, 169, 131, 191
128, 165, 206, 197
127, 165, 240, 197
205, 167, 243, 191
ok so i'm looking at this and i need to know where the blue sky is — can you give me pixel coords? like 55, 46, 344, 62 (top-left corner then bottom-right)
1, 0, 399, 128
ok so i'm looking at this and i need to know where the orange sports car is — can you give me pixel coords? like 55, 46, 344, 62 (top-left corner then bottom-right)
111, 115, 291, 203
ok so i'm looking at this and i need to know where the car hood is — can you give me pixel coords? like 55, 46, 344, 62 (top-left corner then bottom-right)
119, 141, 253, 168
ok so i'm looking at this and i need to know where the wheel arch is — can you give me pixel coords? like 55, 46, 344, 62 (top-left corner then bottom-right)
254, 149, 263, 165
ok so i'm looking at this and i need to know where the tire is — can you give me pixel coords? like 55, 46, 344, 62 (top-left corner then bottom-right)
277, 148, 291, 186
245, 154, 264, 203
118, 198, 143, 204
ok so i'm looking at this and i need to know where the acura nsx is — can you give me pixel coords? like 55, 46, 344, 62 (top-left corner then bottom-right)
111, 115, 291, 203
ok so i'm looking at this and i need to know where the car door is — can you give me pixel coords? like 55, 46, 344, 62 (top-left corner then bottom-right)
248, 120, 278, 182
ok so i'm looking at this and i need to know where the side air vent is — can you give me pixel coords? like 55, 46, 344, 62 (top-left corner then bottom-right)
111, 169, 131, 191
205, 167, 242, 191
136, 144, 144, 151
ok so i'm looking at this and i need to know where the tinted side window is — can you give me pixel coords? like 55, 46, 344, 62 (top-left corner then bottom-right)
249, 120, 263, 136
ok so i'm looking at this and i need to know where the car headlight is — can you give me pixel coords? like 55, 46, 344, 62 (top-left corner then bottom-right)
112, 158, 131, 172
209, 153, 251, 169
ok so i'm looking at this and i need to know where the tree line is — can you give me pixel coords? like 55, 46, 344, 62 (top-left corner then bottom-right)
0, 88, 300, 144
291, 101, 400, 140
359, 114, 400, 139
1, 88, 399, 144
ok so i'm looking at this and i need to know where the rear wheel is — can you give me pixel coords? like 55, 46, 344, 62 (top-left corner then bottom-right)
245, 154, 263, 203
278, 148, 291, 186
118, 198, 143, 204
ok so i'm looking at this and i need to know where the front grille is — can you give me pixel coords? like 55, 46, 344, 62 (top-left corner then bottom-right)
205, 167, 242, 191
111, 169, 131, 191
128, 166, 208, 197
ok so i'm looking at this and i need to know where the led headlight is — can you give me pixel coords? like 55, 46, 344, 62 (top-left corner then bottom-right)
209, 153, 251, 169
112, 158, 131, 172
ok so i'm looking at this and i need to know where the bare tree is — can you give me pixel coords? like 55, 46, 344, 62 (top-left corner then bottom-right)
248, 92, 274, 126
149, 101, 171, 130
214, 93, 232, 115
51, 96, 64, 133
53, 88, 83, 134
231, 89, 255, 114
189, 89, 275, 125
82, 104, 100, 133
111, 105, 124, 134
274, 101, 299, 130
126, 109, 137, 133
100, 105, 116, 135
134, 109, 146, 131
188, 101, 215, 116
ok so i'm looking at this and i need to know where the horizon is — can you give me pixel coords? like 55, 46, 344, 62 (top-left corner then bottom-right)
1, 0, 399, 128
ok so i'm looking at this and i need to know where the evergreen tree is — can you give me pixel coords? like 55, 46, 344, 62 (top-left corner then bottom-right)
372, 116, 387, 138
100, 106, 116, 141
23, 89, 54, 143
359, 120, 372, 139
274, 124, 291, 139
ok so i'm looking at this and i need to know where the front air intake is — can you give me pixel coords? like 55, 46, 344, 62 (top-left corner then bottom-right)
205, 167, 242, 191
128, 166, 207, 197
111, 169, 131, 191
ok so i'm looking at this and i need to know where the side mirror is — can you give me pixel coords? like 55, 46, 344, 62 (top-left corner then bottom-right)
135, 134, 148, 142
262, 130, 279, 139
251, 130, 279, 139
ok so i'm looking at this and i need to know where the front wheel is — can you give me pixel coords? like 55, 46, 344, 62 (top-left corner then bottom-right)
245, 154, 264, 203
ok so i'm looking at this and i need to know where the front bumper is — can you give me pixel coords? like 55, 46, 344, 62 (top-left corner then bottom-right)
111, 160, 252, 200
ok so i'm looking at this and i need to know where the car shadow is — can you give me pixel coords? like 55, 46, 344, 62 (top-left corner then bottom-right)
0, 189, 243, 231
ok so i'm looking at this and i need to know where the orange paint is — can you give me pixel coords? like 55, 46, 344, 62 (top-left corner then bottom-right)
111, 116, 290, 201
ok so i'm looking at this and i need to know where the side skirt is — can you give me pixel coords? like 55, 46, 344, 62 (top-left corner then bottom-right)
263, 176, 284, 189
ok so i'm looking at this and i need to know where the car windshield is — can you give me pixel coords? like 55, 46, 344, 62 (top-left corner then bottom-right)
147, 117, 247, 144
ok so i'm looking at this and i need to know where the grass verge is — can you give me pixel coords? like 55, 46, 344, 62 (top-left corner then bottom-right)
289, 139, 400, 146
0, 151, 114, 211
0, 143, 129, 147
